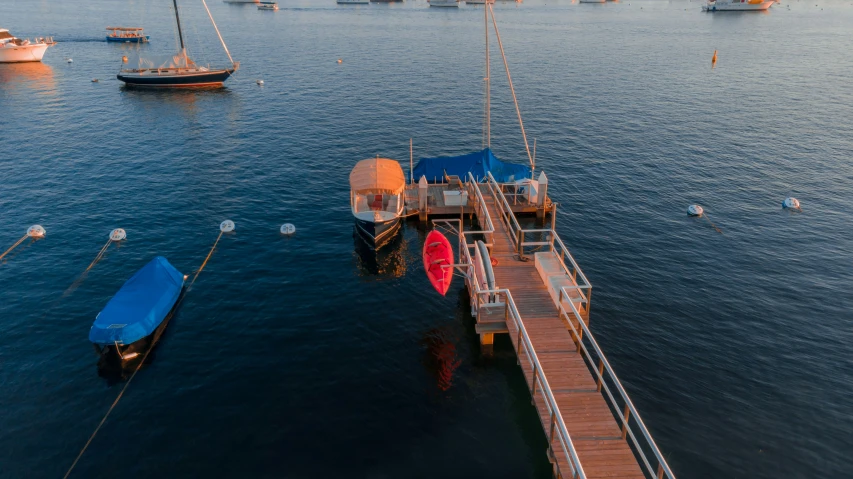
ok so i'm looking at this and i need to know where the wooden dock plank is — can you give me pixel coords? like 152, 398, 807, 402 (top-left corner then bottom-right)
479, 190, 645, 479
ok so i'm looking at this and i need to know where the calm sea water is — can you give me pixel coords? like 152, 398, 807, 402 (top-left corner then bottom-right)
2, 0, 852, 477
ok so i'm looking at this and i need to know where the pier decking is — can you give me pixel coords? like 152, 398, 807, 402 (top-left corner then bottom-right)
427, 173, 675, 479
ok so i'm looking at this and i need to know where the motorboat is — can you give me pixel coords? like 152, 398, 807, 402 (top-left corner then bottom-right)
89, 257, 186, 370
350, 158, 407, 248
106, 26, 149, 43
430, 0, 460, 6
465, 0, 495, 4
703, 0, 773, 11
224, 0, 259, 3
0, 28, 54, 63
117, 0, 239, 87
338, 0, 370, 4
258, 2, 278, 9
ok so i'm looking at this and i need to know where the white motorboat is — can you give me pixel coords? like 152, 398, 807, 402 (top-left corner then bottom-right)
0, 29, 53, 63
223, 0, 259, 3
350, 158, 407, 248
430, 0, 459, 7
258, 1, 278, 9
703, 0, 773, 11
579, 0, 606, 3
338, 0, 370, 4
465, 0, 494, 4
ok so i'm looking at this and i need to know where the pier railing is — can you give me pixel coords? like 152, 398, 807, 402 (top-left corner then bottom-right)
484, 172, 593, 315
557, 286, 676, 479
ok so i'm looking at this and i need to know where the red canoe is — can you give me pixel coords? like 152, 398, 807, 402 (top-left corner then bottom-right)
423, 230, 454, 296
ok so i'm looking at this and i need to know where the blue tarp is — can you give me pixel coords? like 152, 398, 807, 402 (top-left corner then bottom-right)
412, 148, 531, 184
89, 256, 184, 345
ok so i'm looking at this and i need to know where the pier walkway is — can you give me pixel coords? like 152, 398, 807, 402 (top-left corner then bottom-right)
432, 173, 675, 479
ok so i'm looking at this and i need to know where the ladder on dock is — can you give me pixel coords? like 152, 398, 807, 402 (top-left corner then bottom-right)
437, 173, 676, 479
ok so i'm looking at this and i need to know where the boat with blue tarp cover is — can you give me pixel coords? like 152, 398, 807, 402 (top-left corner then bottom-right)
90, 256, 185, 369
412, 148, 531, 184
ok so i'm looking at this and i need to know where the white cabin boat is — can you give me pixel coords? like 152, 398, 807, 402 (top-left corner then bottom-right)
338, 0, 370, 4
430, 0, 459, 7
0, 29, 53, 63
350, 158, 406, 248
703, 0, 773, 10
258, 1, 278, 9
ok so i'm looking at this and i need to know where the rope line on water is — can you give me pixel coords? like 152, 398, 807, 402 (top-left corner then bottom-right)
63, 228, 227, 478
0, 234, 28, 263
190, 230, 222, 288
703, 215, 723, 234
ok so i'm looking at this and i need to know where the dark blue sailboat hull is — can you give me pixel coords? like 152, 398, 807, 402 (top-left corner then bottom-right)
117, 68, 235, 87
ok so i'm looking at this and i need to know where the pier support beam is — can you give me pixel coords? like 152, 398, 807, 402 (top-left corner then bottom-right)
480, 333, 494, 355
418, 175, 428, 223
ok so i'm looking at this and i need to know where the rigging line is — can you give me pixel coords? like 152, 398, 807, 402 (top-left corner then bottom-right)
201, 0, 235, 67
86, 239, 113, 272
488, 4, 533, 172
484, 1, 490, 148
0, 234, 28, 262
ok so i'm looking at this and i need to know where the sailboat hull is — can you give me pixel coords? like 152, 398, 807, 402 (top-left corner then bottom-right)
117, 68, 236, 87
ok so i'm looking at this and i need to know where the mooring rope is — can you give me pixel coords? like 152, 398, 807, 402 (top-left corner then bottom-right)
703, 215, 723, 234
63, 226, 228, 478
0, 234, 28, 263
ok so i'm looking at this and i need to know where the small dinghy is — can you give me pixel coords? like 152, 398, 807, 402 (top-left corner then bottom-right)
424, 230, 453, 296
89, 256, 185, 369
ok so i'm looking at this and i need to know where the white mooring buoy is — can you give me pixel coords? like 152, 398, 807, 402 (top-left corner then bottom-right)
66, 58, 73, 63
27, 225, 46, 238
110, 228, 127, 241
280, 223, 296, 235
256, 79, 264, 86
687, 205, 704, 217
220, 220, 235, 233
782, 197, 801, 210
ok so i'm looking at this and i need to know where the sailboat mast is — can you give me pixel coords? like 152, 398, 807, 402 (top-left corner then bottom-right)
172, 0, 185, 51
484, 2, 491, 148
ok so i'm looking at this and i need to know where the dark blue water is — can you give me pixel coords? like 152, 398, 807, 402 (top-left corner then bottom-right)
2, 0, 852, 477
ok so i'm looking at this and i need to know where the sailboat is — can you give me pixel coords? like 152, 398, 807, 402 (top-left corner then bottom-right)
117, 0, 238, 88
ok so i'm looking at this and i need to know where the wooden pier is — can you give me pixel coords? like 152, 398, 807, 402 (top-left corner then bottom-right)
426, 173, 675, 479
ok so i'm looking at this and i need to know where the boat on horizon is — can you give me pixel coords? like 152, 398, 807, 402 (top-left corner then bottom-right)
350, 158, 407, 248
117, 0, 239, 88
703, 0, 773, 10
258, 1, 279, 9
0, 28, 54, 63
338, 0, 370, 4
430, 0, 460, 6
89, 256, 186, 371
106, 26, 149, 43
223, 0, 260, 3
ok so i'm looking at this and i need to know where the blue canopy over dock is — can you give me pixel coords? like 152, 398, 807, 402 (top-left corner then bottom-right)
413, 148, 531, 183
89, 256, 184, 345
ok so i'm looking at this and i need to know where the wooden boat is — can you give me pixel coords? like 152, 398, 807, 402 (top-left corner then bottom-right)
424, 230, 453, 296
106, 27, 149, 43
117, 0, 239, 88
350, 158, 406, 248
89, 257, 186, 370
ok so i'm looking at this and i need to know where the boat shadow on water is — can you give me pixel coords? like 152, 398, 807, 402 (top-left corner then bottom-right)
95, 289, 186, 383
352, 226, 408, 278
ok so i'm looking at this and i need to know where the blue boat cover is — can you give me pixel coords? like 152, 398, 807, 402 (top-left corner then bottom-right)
412, 148, 531, 184
89, 256, 184, 345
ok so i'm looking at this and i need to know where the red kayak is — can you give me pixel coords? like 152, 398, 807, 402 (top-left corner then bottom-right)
423, 230, 453, 296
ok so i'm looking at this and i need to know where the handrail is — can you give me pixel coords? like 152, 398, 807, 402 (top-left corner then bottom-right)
431, 216, 586, 479
484, 171, 592, 307
558, 285, 676, 479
